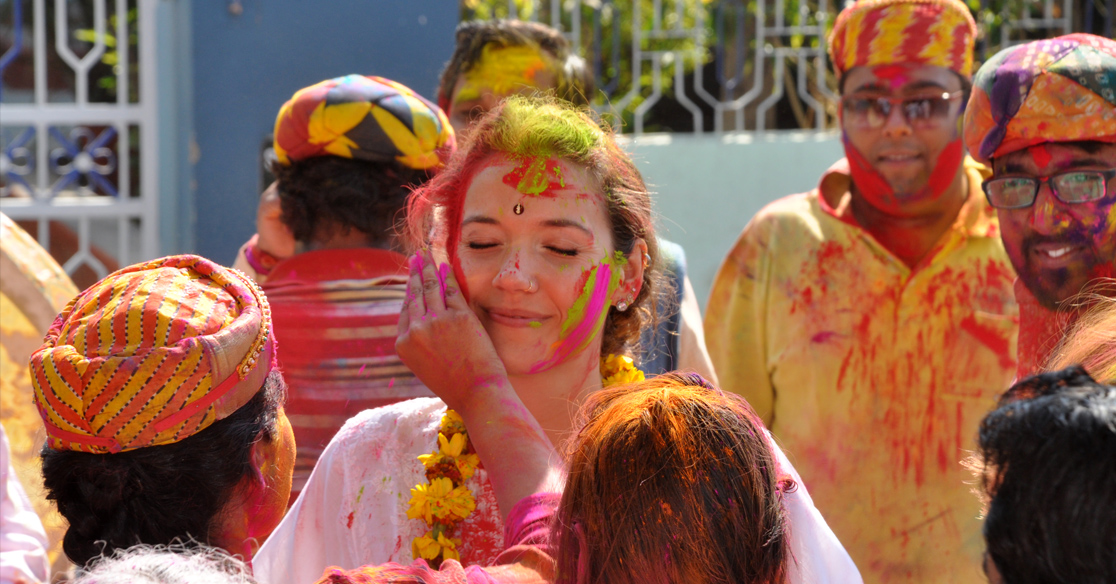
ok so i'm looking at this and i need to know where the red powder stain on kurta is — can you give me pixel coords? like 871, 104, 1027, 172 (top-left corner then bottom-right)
346, 512, 355, 529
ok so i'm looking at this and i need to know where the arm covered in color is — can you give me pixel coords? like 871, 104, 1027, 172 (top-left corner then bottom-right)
703, 218, 777, 425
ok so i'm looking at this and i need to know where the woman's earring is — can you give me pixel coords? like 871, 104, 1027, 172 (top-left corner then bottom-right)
616, 301, 629, 312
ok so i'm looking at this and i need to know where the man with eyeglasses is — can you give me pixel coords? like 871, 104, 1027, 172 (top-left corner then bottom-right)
964, 33, 1116, 379
705, 0, 1018, 581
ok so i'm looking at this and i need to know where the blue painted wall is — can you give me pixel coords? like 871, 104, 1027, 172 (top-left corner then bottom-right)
190, 0, 458, 263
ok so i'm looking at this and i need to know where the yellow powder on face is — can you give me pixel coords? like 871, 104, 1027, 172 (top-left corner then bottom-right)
455, 44, 552, 103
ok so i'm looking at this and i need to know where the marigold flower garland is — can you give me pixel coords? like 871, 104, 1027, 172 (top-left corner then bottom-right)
408, 354, 643, 566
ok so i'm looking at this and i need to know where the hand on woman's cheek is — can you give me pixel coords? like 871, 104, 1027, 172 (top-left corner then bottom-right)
457, 156, 620, 375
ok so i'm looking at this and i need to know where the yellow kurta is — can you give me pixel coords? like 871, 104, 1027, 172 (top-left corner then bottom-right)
705, 158, 1018, 583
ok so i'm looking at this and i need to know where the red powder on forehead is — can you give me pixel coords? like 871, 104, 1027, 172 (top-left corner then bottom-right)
1029, 144, 1053, 170
502, 156, 567, 198
871, 64, 912, 89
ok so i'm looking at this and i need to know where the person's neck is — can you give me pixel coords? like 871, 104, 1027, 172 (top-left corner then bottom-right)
507, 345, 604, 448
849, 168, 968, 269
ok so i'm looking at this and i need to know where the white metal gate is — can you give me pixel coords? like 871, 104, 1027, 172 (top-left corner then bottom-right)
1, 0, 159, 287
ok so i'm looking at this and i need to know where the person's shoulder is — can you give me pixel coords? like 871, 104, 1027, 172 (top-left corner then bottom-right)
332, 397, 447, 454
730, 191, 825, 250
753, 191, 823, 224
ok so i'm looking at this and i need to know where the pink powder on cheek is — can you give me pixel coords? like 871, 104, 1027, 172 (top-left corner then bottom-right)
528, 256, 623, 373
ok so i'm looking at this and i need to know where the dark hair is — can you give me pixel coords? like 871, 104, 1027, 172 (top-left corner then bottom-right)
42, 371, 287, 567
975, 366, 1116, 583
436, 19, 594, 111
272, 156, 427, 249
553, 374, 792, 584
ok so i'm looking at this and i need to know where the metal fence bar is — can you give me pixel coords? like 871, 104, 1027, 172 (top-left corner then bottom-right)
2, 0, 160, 284
473, 0, 1087, 136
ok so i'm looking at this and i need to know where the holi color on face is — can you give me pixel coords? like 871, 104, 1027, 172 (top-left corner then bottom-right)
870, 64, 912, 90
529, 251, 626, 373
502, 156, 567, 197
455, 45, 551, 103
995, 143, 1116, 309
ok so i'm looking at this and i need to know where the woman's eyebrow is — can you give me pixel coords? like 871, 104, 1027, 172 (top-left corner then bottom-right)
541, 218, 594, 236
461, 215, 499, 228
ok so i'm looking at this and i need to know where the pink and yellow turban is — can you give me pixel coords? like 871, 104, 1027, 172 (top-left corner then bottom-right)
273, 74, 455, 170
963, 33, 1116, 165
30, 255, 276, 454
828, 0, 978, 78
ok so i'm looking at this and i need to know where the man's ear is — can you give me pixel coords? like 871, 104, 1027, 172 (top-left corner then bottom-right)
613, 238, 647, 307
247, 430, 273, 493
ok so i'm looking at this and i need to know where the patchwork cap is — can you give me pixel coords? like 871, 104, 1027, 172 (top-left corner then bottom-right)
829, 0, 978, 77
963, 33, 1116, 165
30, 255, 275, 454
274, 74, 455, 170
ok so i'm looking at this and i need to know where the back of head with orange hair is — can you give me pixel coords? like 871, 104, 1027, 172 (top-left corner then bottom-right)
552, 373, 791, 584
1048, 288, 1116, 384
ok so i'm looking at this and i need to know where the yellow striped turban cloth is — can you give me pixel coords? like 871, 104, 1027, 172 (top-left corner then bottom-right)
273, 74, 455, 170
30, 255, 276, 454
828, 0, 978, 78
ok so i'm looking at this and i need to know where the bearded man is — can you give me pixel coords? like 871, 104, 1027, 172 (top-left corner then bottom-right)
963, 33, 1116, 377
705, 0, 1019, 581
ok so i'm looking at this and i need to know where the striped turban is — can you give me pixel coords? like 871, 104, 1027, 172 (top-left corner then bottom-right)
273, 74, 455, 170
828, 0, 978, 78
30, 255, 275, 454
963, 33, 1116, 165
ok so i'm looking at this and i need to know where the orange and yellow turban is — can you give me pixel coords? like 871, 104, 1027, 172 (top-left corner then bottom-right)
828, 0, 977, 78
963, 33, 1116, 165
29, 255, 276, 454
273, 75, 455, 170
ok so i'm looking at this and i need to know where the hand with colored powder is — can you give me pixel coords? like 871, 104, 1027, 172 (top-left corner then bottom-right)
397, 249, 559, 518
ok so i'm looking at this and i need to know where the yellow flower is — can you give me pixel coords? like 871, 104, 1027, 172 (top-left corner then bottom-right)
406, 477, 476, 523
455, 452, 480, 481
417, 450, 445, 469
439, 432, 467, 458
412, 531, 441, 560
441, 410, 467, 435
601, 354, 645, 387
439, 534, 461, 561
411, 531, 461, 562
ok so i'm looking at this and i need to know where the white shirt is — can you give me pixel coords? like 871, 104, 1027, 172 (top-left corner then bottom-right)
254, 398, 863, 584
0, 425, 50, 584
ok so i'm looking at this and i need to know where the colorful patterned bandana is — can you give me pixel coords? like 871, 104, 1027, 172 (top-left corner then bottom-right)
30, 255, 276, 454
963, 34, 1116, 165
828, 0, 977, 78
274, 75, 455, 170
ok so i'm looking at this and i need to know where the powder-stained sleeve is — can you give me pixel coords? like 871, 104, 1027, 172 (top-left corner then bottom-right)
704, 212, 776, 425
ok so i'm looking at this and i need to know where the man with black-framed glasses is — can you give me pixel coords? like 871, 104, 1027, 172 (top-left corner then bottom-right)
705, 0, 1020, 581
964, 33, 1116, 379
